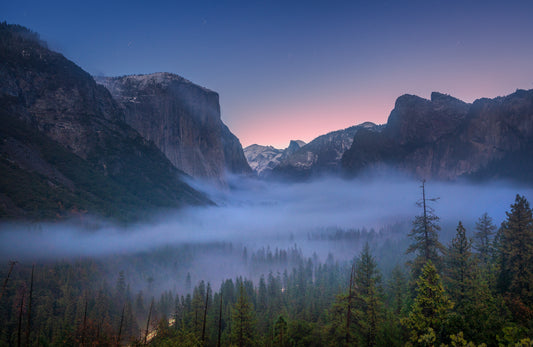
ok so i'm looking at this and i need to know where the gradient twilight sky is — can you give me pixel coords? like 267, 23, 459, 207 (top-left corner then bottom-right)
3, 1, 533, 148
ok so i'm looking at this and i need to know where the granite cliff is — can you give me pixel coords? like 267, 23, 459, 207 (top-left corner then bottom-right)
0, 23, 209, 220
95, 73, 252, 184
342, 90, 533, 181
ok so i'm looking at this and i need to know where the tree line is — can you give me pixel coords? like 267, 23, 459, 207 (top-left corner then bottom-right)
1, 182, 532, 346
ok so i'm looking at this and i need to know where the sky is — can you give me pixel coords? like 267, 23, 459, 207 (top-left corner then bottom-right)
3, 0, 533, 148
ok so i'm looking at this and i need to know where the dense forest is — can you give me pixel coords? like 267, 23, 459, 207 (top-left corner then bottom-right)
1, 185, 532, 346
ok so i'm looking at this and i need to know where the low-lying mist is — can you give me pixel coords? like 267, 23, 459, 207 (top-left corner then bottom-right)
1, 174, 531, 294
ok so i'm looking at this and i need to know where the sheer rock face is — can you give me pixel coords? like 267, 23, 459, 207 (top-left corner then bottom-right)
221, 123, 253, 176
0, 24, 208, 219
342, 90, 533, 181
0, 28, 125, 160
96, 73, 252, 183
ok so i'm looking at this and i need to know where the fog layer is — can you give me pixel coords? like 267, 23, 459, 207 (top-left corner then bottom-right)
0, 176, 530, 261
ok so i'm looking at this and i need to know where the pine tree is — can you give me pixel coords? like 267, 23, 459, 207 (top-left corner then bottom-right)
353, 243, 383, 347
231, 284, 256, 347
186, 272, 192, 293
256, 275, 268, 336
473, 213, 496, 266
273, 315, 287, 347
257, 276, 267, 314
406, 180, 444, 279
388, 265, 407, 317
497, 194, 533, 321
124, 300, 138, 342
115, 271, 126, 301
444, 221, 473, 310
135, 290, 145, 319
459, 267, 507, 344
201, 282, 211, 344
404, 261, 453, 345
191, 281, 206, 333
330, 244, 384, 346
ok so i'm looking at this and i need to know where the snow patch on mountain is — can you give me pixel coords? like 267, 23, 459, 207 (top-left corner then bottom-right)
272, 122, 383, 179
244, 140, 306, 177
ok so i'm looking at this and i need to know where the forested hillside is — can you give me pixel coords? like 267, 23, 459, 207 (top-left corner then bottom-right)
1, 187, 531, 346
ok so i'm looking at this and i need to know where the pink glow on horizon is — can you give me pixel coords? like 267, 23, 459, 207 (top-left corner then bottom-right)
229, 79, 533, 149
225, 40, 533, 149
6, 0, 532, 150
233, 97, 394, 149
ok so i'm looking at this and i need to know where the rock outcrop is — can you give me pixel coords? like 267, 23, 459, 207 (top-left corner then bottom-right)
272, 122, 381, 180
95, 73, 252, 183
342, 90, 533, 182
0, 23, 209, 220
221, 124, 255, 175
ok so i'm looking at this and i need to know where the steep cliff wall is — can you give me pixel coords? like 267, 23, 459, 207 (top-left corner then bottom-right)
221, 123, 253, 175
0, 23, 209, 220
96, 74, 252, 183
342, 90, 533, 181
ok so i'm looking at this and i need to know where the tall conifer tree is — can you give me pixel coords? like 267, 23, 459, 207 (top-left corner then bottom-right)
404, 261, 453, 345
473, 213, 496, 265
497, 195, 533, 321
231, 284, 256, 347
353, 243, 383, 347
406, 180, 444, 278
444, 221, 473, 310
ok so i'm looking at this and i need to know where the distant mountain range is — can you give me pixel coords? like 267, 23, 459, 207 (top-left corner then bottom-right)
1, 22, 532, 220
272, 122, 380, 180
246, 90, 533, 183
245, 122, 381, 180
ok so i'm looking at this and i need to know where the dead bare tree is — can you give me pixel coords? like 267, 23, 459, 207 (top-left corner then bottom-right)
26, 264, 34, 346
117, 304, 125, 347
345, 263, 356, 347
144, 298, 154, 344
201, 284, 210, 343
0, 260, 17, 302
217, 294, 222, 347
81, 296, 88, 347
17, 288, 25, 347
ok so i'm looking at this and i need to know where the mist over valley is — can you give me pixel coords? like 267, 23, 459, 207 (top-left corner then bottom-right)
1, 175, 530, 293
1, 11, 533, 345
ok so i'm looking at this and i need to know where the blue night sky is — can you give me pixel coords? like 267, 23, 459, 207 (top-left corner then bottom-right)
3, 0, 533, 148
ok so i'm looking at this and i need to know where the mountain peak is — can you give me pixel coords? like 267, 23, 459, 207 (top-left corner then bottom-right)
95, 72, 216, 95
394, 93, 427, 107
287, 140, 306, 150
359, 121, 378, 128
430, 91, 468, 106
